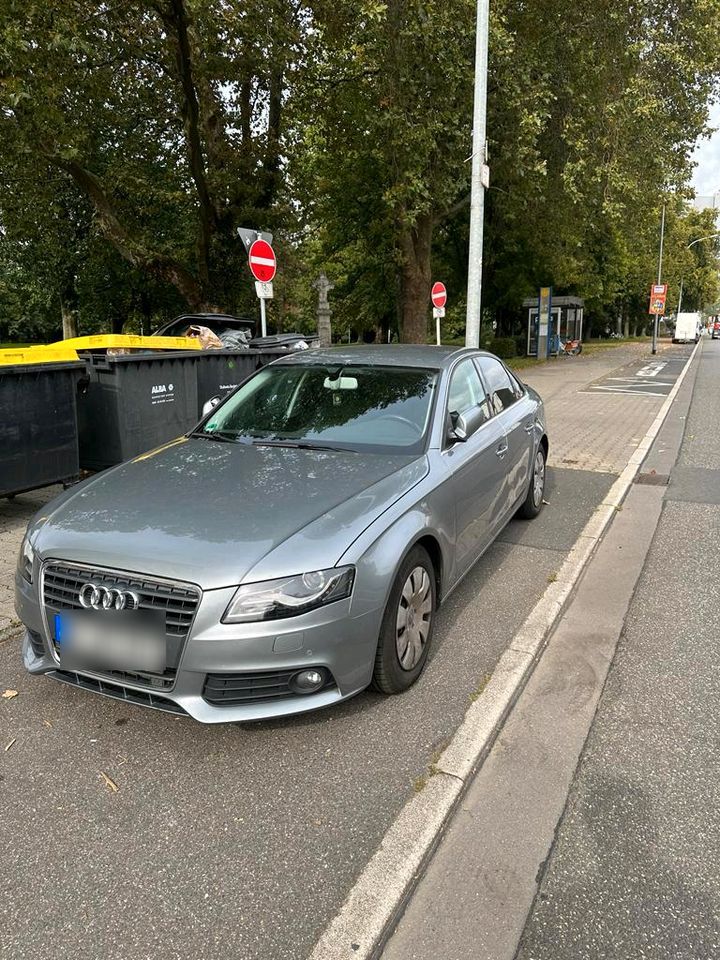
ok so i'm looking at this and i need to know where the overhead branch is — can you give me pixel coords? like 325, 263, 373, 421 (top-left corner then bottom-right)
433, 193, 470, 226
50, 155, 206, 308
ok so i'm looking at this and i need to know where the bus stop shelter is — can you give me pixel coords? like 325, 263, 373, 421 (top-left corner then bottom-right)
523, 296, 585, 357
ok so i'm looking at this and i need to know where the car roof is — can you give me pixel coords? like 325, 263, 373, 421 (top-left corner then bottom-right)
172, 313, 255, 325
271, 344, 489, 370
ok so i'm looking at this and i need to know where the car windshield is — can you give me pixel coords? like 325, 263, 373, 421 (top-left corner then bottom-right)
198, 363, 439, 454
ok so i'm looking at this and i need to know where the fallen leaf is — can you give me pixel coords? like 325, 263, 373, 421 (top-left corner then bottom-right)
99, 771, 119, 793
5, 738, 16, 752
42, 719, 53, 729
1, 689, 18, 700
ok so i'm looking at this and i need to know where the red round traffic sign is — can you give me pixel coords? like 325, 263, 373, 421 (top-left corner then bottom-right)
431, 282, 447, 308
248, 239, 277, 282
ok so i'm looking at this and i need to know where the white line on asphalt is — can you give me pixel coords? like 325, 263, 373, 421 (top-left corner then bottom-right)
583, 387, 668, 397
636, 361, 667, 377
604, 378, 674, 385
307, 340, 702, 960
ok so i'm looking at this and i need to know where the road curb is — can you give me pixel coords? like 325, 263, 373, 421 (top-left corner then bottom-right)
307, 341, 701, 960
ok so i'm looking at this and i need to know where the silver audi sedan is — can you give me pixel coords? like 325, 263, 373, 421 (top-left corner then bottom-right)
16, 346, 548, 723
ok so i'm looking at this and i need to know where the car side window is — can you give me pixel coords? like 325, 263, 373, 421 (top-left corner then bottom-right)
446, 359, 492, 438
475, 357, 519, 416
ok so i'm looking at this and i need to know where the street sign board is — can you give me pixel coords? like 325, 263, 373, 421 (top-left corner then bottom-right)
648, 283, 667, 315
538, 286, 552, 337
255, 281, 274, 300
433, 306, 446, 319
237, 227, 273, 252
248, 239, 277, 282
431, 282, 447, 308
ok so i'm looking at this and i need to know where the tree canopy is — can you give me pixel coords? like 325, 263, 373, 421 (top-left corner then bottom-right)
0, 0, 718, 344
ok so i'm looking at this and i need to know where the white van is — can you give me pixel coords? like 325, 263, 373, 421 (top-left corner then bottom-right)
673, 312, 701, 344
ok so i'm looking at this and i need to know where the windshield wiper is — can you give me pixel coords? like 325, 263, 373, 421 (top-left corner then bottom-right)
190, 430, 248, 444
250, 439, 357, 453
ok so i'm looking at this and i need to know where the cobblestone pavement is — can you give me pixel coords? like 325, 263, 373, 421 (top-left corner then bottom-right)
522, 342, 682, 474
0, 341, 685, 626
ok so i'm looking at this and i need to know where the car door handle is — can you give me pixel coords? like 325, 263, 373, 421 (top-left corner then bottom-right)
496, 442, 508, 459
524, 422, 535, 433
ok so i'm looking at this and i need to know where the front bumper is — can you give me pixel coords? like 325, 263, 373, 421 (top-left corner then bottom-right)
16, 568, 383, 723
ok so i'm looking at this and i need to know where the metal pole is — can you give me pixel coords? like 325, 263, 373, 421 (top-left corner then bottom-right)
677, 277, 684, 316
260, 296, 267, 338
465, 0, 490, 348
436, 314, 441, 345
652, 202, 666, 355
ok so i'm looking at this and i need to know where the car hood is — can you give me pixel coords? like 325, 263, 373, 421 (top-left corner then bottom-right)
32, 437, 428, 589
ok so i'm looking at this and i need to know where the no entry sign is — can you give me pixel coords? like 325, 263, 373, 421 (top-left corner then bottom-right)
248, 239, 277, 283
431, 282, 447, 308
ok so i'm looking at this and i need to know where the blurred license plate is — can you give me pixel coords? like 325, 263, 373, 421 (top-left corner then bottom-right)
55, 610, 166, 674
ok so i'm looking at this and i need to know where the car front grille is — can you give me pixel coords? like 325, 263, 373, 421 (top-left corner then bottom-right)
41, 562, 201, 690
203, 668, 334, 706
48, 670, 187, 715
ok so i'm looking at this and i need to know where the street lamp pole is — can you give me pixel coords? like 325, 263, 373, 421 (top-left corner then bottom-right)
465, 0, 490, 348
651, 202, 666, 356
677, 233, 720, 316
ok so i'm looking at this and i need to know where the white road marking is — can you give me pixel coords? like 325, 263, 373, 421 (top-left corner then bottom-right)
636, 361, 667, 378
585, 386, 668, 397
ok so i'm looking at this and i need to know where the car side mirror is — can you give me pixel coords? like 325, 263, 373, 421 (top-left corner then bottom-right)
448, 407, 486, 444
447, 411, 468, 444
202, 395, 222, 418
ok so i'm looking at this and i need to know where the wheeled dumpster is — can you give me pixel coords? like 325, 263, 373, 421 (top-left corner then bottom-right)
0, 360, 84, 497
77, 351, 201, 470
194, 349, 284, 417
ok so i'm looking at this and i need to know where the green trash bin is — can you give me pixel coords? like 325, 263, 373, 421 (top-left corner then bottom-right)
0, 361, 83, 497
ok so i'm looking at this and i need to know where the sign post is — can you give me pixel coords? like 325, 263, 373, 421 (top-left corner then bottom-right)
431, 282, 447, 346
248, 238, 277, 337
649, 281, 667, 356
538, 286, 552, 357
652, 203, 666, 355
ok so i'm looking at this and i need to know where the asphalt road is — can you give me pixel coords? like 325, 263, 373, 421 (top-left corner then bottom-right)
582, 349, 692, 397
1, 466, 613, 960
0, 342, 692, 960
517, 339, 720, 959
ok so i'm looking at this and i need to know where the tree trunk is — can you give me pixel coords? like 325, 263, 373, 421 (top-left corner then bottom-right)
60, 297, 78, 340
161, 0, 217, 285
398, 214, 432, 343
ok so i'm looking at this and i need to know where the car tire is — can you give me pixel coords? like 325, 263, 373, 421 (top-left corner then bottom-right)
518, 444, 546, 520
371, 545, 436, 695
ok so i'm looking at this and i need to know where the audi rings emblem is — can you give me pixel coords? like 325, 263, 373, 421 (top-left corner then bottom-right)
78, 583, 140, 612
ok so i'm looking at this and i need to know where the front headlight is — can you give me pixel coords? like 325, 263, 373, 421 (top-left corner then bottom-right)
223, 566, 355, 623
18, 536, 35, 583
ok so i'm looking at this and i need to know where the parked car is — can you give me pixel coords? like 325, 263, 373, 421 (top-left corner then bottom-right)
154, 312, 256, 343
16, 346, 548, 723
711, 319, 720, 340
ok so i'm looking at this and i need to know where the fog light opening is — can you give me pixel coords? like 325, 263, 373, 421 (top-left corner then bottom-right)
290, 668, 327, 695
